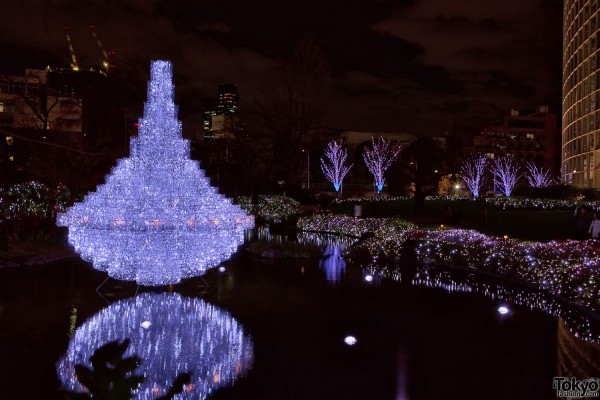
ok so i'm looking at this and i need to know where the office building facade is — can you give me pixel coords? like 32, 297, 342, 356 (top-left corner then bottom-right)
466, 107, 559, 176
562, 0, 600, 187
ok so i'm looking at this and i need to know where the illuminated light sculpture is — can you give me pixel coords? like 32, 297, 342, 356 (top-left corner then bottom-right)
363, 137, 401, 195
57, 293, 254, 399
320, 140, 353, 193
57, 61, 253, 286
490, 156, 522, 197
459, 153, 488, 198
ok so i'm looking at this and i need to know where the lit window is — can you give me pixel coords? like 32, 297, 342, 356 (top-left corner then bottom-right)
0, 102, 3, 112
8, 154, 14, 161
6, 136, 13, 145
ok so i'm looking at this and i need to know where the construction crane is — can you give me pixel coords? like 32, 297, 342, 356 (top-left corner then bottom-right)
64, 27, 79, 71
88, 24, 115, 73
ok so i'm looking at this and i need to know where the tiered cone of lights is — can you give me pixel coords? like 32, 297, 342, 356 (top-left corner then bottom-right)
57, 60, 254, 286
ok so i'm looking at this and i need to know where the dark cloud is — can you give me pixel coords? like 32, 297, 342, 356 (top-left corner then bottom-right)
0, 0, 562, 136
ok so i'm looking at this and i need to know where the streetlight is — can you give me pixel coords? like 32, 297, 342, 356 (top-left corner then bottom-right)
302, 149, 310, 190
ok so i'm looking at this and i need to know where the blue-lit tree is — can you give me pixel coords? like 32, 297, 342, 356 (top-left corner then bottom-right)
491, 157, 521, 196
320, 140, 353, 194
459, 154, 488, 198
363, 137, 401, 197
526, 162, 554, 188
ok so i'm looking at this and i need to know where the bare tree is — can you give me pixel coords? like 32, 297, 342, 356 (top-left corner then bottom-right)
490, 157, 522, 196
460, 153, 488, 198
321, 140, 353, 194
247, 36, 331, 191
525, 162, 554, 188
363, 137, 402, 197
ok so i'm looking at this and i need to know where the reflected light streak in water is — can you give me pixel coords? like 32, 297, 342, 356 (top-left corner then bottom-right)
362, 263, 600, 343
57, 293, 253, 399
320, 245, 347, 284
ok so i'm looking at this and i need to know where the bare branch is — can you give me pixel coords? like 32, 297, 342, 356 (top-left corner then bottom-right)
459, 153, 488, 198
320, 140, 353, 192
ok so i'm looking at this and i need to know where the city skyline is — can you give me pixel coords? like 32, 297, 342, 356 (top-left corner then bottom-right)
0, 0, 562, 137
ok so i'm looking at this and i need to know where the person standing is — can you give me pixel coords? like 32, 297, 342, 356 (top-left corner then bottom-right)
589, 213, 600, 239
575, 207, 594, 240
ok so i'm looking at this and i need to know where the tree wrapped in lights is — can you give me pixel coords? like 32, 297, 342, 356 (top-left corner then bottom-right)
526, 162, 554, 188
490, 157, 522, 197
320, 140, 353, 193
363, 137, 401, 196
57, 60, 254, 286
459, 154, 488, 198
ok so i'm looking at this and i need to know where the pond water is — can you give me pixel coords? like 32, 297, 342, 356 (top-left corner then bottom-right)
0, 232, 599, 400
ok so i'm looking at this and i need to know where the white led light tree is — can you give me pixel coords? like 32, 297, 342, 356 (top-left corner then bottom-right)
57, 60, 254, 286
490, 157, 522, 197
459, 153, 488, 198
363, 137, 401, 197
526, 162, 554, 188
320, 140, 353, 194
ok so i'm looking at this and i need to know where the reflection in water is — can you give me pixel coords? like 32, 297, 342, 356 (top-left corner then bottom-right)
57, 293, 253, 399
319, 245, 346, 284
298, 232, 357, 285
363, 263, 600, 343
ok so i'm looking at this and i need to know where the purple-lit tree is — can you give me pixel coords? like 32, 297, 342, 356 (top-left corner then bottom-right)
459, 154, 488, 198
490, 157, 522, 196
363, 137, 402, 196
320, 140, 353, 193
525, 162, 554, 188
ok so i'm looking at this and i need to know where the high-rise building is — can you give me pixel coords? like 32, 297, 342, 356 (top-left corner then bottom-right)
202, 97, 218, 138
465, 107, 559, 176
562, 0, 600, 187
217, 84, 238, 116
202, 84, 239, 139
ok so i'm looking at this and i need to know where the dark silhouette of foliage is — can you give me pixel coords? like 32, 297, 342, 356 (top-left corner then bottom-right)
62, 339, 191, 400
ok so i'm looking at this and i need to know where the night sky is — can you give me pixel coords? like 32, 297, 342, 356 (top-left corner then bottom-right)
0, 0, 563, 137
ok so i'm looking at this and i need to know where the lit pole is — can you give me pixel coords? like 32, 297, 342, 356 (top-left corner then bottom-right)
303, 149, 310, 190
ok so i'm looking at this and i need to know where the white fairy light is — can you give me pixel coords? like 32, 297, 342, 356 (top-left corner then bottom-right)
56, 61, 253, 286
363, 137, 401, 194
320, 140, 353, 192
525, 162, 554, 188
459, 153, 488, 198
57, 293, 254, 400
490, 157, 522, 197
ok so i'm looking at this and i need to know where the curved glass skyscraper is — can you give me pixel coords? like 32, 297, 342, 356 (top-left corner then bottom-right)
563, 0, 600, 187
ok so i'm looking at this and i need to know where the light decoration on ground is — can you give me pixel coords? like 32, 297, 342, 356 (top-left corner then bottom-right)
363, 137, 401, 194
320, 140, 353, 192
3, 181, 50, 219
56, 61, 253, 286
485, 196, 600, 211
236, 195, 301, 223
57, 293, 254, 399
526, 162, 554, 188
459, 153, 488, 198
296, 215, 600, 313
490, 157, 522, 197
360, 261, 600, 343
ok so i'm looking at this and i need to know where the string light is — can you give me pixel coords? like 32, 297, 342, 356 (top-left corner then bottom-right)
362, 261, 600, 343
57, 61, 253, 286
298, 215, 600, 313
57, 293, 254, 399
